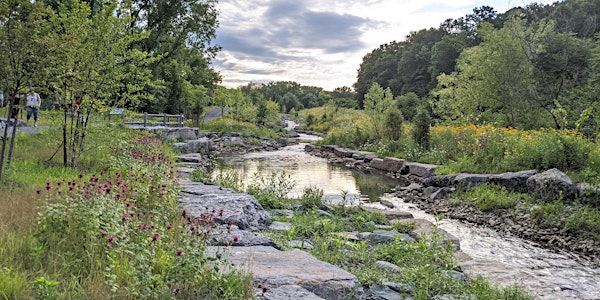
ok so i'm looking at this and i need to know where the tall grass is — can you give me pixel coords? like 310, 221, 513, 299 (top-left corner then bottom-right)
0, 120, 252, 299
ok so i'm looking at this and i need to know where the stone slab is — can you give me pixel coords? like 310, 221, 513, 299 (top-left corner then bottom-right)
206, 246, 363, 300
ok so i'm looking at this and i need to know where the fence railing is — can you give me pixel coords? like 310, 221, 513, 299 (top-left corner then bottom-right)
111, 111, 185, 128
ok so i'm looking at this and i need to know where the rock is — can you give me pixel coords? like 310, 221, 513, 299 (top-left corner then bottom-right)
179, 183, 270, 231
404, 183, 422, 192
262, 284, 324, 300
321, 145, 337, 153
526, 168, 577, 200
430, 189, 447, 201
405, 162, 438, 178
381, 281, 415, 294
375, 261, 403, 273
489, 170, 537, 193
365, 284, 405, 300
286, 131, 301, 138
212, 227, 281, 250
172, 137, 214, 154
367, 230, 416, 244
423, 186, 438, 198
382, 157, 406, 173
270, 221, 293, 232
176, 153, 203, 163
380, 198, 396, 208
452, 174, 490, 190
206, 246, 363, 299
334, 147, 355, 158
148, 127, 198, 140
370, 158, 387, 172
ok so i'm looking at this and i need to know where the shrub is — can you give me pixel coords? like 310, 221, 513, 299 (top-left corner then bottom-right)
300, 187, 324, 210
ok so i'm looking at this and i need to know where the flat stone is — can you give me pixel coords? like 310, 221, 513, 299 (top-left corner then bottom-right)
177, 153, 203, 163
211, 227, 281, 250
368, 230, 416, 244
489, 170, 537, 193
206, 246, 363, 299
405, 162, 438, 178
262, 284, 324, 300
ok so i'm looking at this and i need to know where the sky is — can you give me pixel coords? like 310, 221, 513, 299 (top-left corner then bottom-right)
211, 0, 558, 91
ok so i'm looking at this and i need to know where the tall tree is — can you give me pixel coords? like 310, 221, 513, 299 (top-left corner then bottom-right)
364, 83, 394, 139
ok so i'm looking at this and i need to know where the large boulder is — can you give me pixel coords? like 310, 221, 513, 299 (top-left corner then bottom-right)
179, 183, 271, 231
489, 170, 537, 193
172, 137, 215, 154
526, 168, 577, 200
405, 162, 438, 178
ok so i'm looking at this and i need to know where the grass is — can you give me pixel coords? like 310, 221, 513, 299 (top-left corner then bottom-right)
0, 117, 253, 299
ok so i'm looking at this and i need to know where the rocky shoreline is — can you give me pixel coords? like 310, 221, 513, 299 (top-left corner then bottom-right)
305, 143, 600, 265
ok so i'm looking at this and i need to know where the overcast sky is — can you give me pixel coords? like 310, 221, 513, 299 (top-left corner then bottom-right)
211, 0, 558, 91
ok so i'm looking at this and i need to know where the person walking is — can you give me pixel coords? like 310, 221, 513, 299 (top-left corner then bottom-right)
26, 89, 41, 127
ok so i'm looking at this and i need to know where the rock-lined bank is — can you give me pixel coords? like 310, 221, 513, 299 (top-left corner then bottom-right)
305, 144, 600, 264
171, 130, 477, 300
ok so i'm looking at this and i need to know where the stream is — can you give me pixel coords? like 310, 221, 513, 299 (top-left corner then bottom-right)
219, 134, 600, 300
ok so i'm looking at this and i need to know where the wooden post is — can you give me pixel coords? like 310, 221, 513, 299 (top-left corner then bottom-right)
144, 112, 148, 127
163, 113, 167, 126
180, 114, 184, 127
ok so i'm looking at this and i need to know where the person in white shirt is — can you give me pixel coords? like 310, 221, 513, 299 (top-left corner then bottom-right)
26, 89, 41, 127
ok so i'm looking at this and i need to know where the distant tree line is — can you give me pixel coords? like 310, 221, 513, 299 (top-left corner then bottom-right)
355, 0, 600, 133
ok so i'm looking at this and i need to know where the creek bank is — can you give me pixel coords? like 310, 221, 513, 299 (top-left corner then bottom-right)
173, 131, 472, 300
305, 144, 600, 265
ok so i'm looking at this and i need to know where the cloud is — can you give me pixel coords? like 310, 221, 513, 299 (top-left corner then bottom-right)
212, 0, 559, 91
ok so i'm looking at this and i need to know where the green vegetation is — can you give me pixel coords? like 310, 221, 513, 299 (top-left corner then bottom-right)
0, 123, 252, 299
191, 167, 532, 299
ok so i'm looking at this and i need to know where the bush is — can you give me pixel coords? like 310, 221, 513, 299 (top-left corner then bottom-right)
300, 187, 324, 210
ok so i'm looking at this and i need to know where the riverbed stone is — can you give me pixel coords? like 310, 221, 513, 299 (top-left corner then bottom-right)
526, 168, 577, 200
370, 158, 387, 171
206, 246, 363, 299
271, 209, 295, 219
382, 157, 407, 173
179, 183, 270, 231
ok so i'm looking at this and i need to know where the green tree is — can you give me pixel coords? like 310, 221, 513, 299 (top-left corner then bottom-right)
383, 108, 404, 141
364, 83, 394, 139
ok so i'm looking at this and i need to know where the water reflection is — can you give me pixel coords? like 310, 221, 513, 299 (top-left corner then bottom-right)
218, 143, 396, 205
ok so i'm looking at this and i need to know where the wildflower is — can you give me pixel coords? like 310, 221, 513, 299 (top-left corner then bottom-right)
78, 173, 84, 179
151, 233, 160, 241
223, 241, 229, 247
36, 190, 41, 194
219, 209, 224, 217
181, 210, 187, 217
57, 189, 62, 195
45, 184, 52, 191
176, 249, 184, 256
125, 201, 132, 207
166, 223, 174, 230
233, 235, 239, 242
108, 235, 115, 243
122, 213, 127, 221
56, 181, 62, 186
